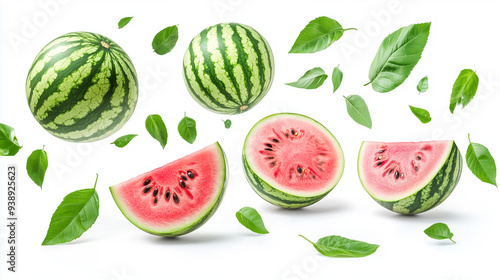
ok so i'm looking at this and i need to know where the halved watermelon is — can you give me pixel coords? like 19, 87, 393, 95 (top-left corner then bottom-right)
243, 113, 344, 208
109, 143, 227, 236
358, 141, 462, 214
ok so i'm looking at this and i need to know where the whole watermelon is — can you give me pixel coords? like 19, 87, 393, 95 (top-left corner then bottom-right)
183, 23, 274, 115
26, 31, 138, 142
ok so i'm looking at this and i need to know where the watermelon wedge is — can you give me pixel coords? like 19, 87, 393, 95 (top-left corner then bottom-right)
109, 143, 227, 236
358, 140, 462, 214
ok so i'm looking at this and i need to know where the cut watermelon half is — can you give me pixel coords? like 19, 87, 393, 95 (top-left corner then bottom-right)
243, 113, 344, 208
358, 141, 462, 214
109, 143, 227, 236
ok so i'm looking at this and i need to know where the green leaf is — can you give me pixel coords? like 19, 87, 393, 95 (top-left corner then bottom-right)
300, 235, 379, 257
26, 146, 48, 188
366, 22, 431, 93
344, 95, 372, 129
449, 69, 479, 114
146, 114, 168, 149
152, 25, 179, 55
111, 134, 138, 148
409, 105, 432, 124
42, 175, 100, 245
424, 222, 455, 243
236, 207, 269, 234
118, 17, 133, 29
289, 16, 356, 53
223, 119, 232, 129
417, 76, 429, 94
0, 123, 22, 156
466, 134, 497, 187
178, 113, 197, 144
286, 67, 328, 89
332, 65, 343, 93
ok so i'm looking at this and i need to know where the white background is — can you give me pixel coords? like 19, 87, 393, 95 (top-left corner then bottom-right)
1, 0, 500, 279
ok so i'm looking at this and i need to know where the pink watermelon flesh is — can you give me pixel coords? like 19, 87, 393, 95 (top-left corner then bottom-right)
358, 141, 453, 201
244, 113, 344, 197
110, 143, 227, 236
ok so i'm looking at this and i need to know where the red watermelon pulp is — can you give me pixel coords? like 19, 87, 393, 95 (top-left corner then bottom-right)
110, 143, 227, 236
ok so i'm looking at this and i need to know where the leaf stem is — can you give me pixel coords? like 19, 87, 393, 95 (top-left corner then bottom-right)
363, 81, 371, 86
299, 234, 316, 246
468, 133, 471, 144
93, 173, 99, 189
450, 238, 456, 243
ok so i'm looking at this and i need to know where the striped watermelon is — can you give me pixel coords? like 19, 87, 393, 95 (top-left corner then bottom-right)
358, 141, 462, 215
183, 23, 274, 114
243, 113, 344, 208
26, 32, 138, 142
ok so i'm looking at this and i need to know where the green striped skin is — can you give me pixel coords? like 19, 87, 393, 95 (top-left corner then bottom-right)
242, 156, 327, 209
183, 23, 274, 114
26, 32, 138, 142
361, 142, 462, 215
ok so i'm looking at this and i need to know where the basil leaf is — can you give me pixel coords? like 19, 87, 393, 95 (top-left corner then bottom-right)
0, 123, 22, 156
449, 69, 479, 114
111, 134, 138, 148
146, 114, 168, 149
417, 76, 429, 94
286, 67, 328, 89
118, 17, 133, 29
344, 95, 372, 129
300, 235, 379, 258
466, 134, 497, 187
223, 119, 232, 129
289, 16, 356, 53
152, 25, 179, 55
26, 146, 48, 189
332, 65, 343, 93
236, 207, 269, 234
42, 175, 100, 245
178, 113, 197, 144
424, 222, 455, 243
409, 105, 432, 124
366, 22, 431, 93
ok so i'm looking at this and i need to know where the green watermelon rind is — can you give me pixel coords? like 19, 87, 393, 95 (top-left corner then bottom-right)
26, 31, 139, 142
357, 141, 463, 215
242, 113, 344, 209
182, 22, 274, 115
109, 142, 228, 236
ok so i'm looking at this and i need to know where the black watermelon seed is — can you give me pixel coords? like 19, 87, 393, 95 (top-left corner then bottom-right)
297, 166, 302, 173
291, 129, 296, 135
378, 150, 386, 154
180, 180, 186, 188
376, 162, 383, 166
144, 178, 151, 185
267, 157, 274, 160
143, 186, 152, 194
154, 197, 158, 204
265, 148, 273, 151
187, 171, 195, 179
416, 156, 422, 161
395, 171, 400, 180
389, 168, 394, 174
181, 175, 188, 181
272, 139, 279, 143
153, 188, 158, 197
165, 191, 170, 200
270, 162, 276, 167
173, 193, 179, 203
266, 143, 272, 148
414, 166, 419, 171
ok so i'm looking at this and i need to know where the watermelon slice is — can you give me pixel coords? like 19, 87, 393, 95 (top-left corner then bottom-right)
109, 143, 227, 236
358, 141, 462, 214
243, 113, 344, 208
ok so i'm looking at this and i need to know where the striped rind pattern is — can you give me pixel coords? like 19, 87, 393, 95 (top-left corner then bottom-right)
242, 155, 327, 208
374, 142, 463, 214
183, 23, 274, 114
26, 32, 138, 142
